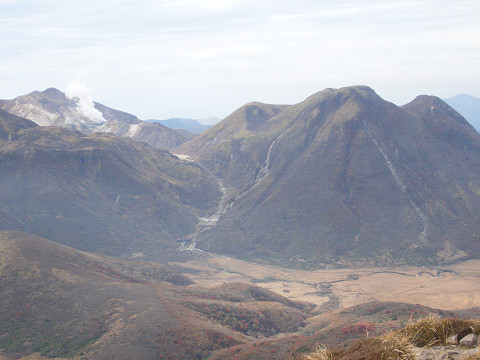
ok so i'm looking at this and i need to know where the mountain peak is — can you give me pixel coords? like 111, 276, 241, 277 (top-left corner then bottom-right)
42, 87, 65, 96
301, 85, 383, 112
444, 94, 480, 132
403, 94, 450, 114
406, 94, 446, 106
448, 93, 478, 101
339, 84, 376, 94
402, 94, 474, 129
31, 87, 67, 101
314, 85, 377, 97
334, 85, 381, 102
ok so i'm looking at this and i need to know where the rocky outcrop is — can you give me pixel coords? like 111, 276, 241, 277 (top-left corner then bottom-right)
416, 346, 479, 360
416, 333, 479, 359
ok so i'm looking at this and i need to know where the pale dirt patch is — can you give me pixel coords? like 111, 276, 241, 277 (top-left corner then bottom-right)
51, 268, 83, 283
171, 257, 480, 311
86, 302, 131, 349
173, 154, 192, 161
258, 281, 330, 306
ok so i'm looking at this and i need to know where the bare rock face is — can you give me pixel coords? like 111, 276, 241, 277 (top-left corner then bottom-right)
179, 86, 480, 267
0, 88, 188, 150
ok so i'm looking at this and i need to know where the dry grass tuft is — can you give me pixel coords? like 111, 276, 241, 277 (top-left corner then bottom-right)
335, 336, 415, 360
402, 314, 446, 347
300, 315, 480, 360
401, 314, 480, 347
299, 345, 334, 360
301, 332, 416, 360
378, 331, 417, 360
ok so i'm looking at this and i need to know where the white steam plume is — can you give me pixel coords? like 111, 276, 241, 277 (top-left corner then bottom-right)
66, 81, 106, 124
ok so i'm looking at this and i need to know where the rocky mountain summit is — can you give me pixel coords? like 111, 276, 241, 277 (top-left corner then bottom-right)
0, 88, 188, 150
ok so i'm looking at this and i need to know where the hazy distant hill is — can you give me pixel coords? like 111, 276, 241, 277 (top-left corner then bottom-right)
444, 94, 480, 132
0, 88, 189, 150
0, 230, 312, 359
148, 117, 213, 134
177, 86, 480, 267
0, 109, 220, 259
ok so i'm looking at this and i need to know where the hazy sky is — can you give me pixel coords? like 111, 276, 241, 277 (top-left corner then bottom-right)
1, 0, 479, 120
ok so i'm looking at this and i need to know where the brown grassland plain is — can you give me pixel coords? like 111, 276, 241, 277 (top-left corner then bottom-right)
171, 257, 480, 311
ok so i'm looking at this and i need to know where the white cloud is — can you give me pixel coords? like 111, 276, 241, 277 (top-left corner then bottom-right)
0, 0, 479, 118
162, 0, 240, 10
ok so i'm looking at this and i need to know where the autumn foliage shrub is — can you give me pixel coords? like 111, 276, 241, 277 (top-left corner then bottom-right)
340, 322, 375, 335
186, 301, 307, 336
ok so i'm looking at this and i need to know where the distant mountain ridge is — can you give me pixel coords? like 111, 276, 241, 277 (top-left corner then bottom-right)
444, 94, 480, 132
0, 88, 189, 150
147, 117, 215, 134
177, 86, 480, 267
1, 85, 480, 268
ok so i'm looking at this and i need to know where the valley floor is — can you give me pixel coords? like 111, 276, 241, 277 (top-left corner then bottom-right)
171, 257, 480, 311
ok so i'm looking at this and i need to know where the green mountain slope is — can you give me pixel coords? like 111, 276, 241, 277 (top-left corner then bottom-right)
0, 109, 220, 259
0, 231, 311, 359
178, 86, 480, 267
